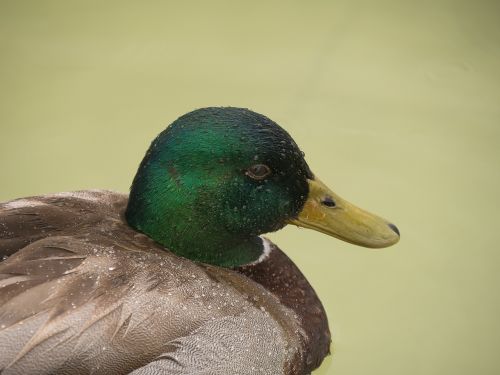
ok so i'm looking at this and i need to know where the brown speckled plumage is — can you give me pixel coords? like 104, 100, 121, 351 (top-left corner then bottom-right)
0, 190, 330, 374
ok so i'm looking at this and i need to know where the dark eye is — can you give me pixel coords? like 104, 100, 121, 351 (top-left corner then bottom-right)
246, 164, 271, 180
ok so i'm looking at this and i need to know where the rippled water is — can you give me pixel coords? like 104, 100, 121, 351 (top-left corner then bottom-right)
1, 1, 499, 374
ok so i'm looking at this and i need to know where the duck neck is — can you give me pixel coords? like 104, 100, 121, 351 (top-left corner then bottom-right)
125, 185, 264, 268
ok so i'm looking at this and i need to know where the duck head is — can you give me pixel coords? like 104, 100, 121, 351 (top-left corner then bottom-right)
126, 107, 399, 267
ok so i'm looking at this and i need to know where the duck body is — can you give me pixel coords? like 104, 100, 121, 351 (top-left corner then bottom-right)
0, 107, 399, 374
0, 190, 330, 374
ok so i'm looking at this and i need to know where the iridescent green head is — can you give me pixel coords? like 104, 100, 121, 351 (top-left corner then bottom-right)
126, 107, 400, 268
126, 107, 313, 266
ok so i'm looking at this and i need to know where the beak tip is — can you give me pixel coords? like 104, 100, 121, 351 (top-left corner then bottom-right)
387, 223, 400, 237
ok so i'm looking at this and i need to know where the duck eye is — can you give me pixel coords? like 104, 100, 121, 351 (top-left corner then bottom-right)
246, 164, 271, 180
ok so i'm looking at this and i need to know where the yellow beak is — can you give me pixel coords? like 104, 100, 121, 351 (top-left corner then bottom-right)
288, 178, 400, 248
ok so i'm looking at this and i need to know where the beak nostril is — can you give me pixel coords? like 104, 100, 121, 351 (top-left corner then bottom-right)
388, 223, 400, 237
321, 196, 336, 208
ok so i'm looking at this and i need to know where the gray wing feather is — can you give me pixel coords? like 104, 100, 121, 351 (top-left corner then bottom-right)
131, 312, 288, 375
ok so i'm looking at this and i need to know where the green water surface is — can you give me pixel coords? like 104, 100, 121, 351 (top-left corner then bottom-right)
1, 1, 499, 374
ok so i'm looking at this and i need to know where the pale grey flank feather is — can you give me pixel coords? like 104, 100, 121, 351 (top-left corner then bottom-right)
131, 312, 289, 375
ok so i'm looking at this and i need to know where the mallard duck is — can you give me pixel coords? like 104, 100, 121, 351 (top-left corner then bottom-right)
0, 107, 399, 375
